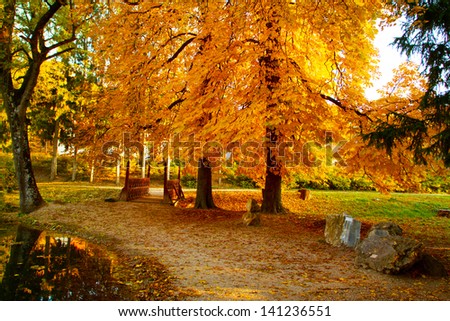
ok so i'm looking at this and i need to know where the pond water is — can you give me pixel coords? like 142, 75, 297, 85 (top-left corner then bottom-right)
0, 224, 128, 300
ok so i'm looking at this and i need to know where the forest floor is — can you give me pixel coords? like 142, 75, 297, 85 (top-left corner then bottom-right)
3, 189, 449, 301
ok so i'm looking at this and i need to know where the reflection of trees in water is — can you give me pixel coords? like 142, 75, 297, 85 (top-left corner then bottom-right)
1, 225, 126, 300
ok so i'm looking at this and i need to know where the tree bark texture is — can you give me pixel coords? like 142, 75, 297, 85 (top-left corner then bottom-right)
261, 128, 284, 213
6, 104, 45, 213
195, 158, 216, 209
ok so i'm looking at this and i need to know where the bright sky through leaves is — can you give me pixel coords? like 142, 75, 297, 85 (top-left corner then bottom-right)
366, 23, 406, 101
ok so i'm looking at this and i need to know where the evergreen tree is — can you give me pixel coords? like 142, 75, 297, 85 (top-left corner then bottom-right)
365, 0, 449, 166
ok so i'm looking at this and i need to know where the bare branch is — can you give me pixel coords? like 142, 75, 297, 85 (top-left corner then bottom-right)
166, 37, 196, 64
46, 46, 75, 60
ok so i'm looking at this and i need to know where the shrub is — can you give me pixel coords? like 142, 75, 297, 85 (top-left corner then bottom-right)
181, 174, 197, 188
224, 174, 257, 189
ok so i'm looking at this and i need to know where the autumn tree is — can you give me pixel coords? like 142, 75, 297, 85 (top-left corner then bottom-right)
171, 1, 382, 212
0, 0, 96, 212
91, 1, 383, 212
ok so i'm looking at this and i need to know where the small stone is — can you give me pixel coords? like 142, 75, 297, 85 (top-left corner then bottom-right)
437, 209, 450, 218
246, 199, 260, 213
298, 189, 311, 200
242, 211, 260, 227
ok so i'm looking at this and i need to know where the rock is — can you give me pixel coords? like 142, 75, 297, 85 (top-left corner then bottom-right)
243, 199, 261, 226
325, 214, 347, 246
325, 214, 362, 247
242, 212, 261, 227
355, 235, 423, 274
437, 209, 450, 218
414, 253, 448, 277
340, 216, 361, 248
246, 199, 260, 213
367, 221, 403, 238
298, 189, 311, 200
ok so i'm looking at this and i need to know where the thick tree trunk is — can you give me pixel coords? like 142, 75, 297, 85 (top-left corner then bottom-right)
260, 6, 284, 214
7, 107, 45, 213
50, 118, 60, 181
194, 158, 216, 209
261, 168, 283, 213
261, 128, 284, 214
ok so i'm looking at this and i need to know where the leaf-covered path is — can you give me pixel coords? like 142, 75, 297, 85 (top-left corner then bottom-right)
23, 195, 449, 300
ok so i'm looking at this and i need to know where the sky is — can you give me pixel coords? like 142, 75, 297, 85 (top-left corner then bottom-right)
365, 23, 410, 101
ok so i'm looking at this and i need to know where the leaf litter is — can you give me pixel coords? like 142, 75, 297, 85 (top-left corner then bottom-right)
6, 192, 448, 301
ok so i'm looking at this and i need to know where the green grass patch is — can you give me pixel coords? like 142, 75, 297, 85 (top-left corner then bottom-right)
37, 182, 120, 204
285, 190, 450, 219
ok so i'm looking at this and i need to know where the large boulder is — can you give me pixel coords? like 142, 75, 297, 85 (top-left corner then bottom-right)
355, 222, 423, 274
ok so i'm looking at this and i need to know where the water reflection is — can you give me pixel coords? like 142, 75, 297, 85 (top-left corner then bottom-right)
1, 225, 127, 300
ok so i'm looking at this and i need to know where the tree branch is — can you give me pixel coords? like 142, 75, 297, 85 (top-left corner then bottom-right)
46, 46, 75, 60
167, 98, 186, 110
166, 37, 196, 64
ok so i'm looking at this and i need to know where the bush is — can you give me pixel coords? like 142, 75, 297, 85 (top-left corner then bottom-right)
181, 174, 197, 188
224, 174, 257, 189
350, 178, 375, 191
291, 173, 375, 191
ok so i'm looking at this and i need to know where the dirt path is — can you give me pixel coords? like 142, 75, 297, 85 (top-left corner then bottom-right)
26, 196, 449, 301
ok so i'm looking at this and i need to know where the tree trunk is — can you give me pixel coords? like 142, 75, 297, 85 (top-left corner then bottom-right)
71, 146, 78, 181
50, 118, 60, 181
7, 107, 45, 213
163, 160, 170, 203
261, 167, 283, 213
116, 157, 121, 186
260, 6, 284, 214
1, 0, 72, 213
194, 158, 216, 209
90, 159, 95, 183
261, 127, 284, 213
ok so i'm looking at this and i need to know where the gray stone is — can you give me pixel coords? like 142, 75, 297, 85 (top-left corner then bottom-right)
355, 235, 423, 274
325, 214, 361, 247
367, 221, 403, 238
340, 216, 361, 248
